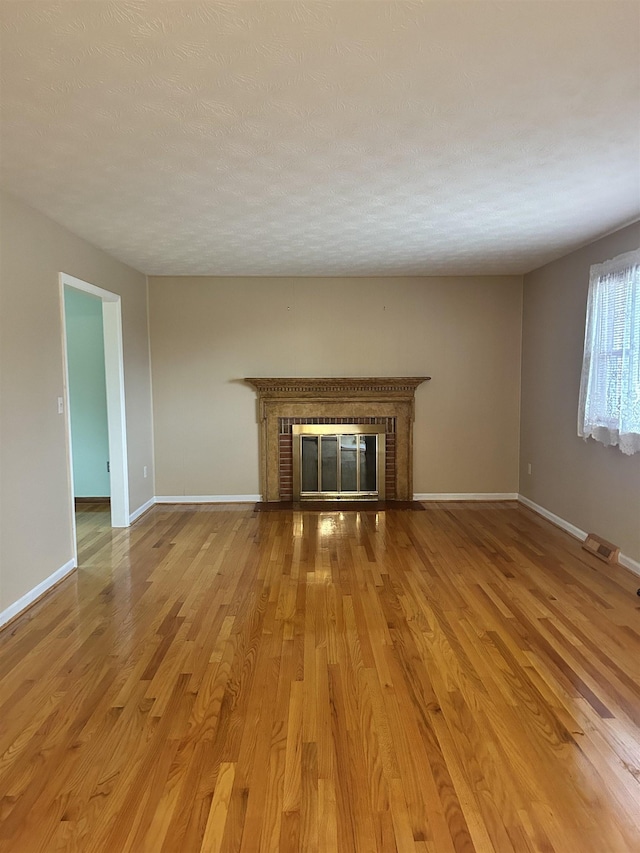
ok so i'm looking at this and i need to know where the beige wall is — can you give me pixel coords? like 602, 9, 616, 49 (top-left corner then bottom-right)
149, 275, 523, 499
0, 191, 154, 614
520, 221, 640, 563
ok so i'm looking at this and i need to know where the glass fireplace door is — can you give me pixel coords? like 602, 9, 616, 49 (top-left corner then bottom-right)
293, 425, 386, 500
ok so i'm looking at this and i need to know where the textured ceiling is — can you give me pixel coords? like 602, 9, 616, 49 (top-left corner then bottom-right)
1, 1, 639, 276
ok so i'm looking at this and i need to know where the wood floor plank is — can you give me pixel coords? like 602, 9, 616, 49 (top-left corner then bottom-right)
0, 501, 639, 851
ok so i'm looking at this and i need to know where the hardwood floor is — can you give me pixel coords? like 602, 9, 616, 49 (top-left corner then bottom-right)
1, 501, 639, 852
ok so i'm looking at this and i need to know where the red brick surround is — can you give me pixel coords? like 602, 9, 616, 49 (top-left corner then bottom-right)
278, 417, 396, 500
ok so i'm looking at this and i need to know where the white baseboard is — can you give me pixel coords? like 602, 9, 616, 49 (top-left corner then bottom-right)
0, 558, 76, 629
517, 495, 640, 579
129, 497, 155, 523
155, 495, 261, 504
517, 495, 587, 541
415, 493, 519, 501
619, 554, 640, 577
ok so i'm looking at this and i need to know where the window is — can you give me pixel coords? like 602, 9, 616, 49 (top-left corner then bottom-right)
578, 248, 640, 455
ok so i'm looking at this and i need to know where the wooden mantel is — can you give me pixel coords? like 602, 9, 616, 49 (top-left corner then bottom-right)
245, 377, 430, 502
244, 377, 429, 397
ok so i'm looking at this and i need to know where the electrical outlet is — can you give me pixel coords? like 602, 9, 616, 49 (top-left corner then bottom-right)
527, 462, 532, 475
57, 396, 64, 415
143, 466, 148, 478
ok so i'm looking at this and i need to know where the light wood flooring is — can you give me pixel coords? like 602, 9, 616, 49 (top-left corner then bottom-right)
0, 501, 639, 852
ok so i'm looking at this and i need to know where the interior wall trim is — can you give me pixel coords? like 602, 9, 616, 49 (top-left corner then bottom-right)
155, 495, 261, 504
619, 554, 640, 576
0, 558, 76, 630
518, 494, 586, 539
129, 497, 156, 523
518, 494, 640, 578
415, 493, 518, 501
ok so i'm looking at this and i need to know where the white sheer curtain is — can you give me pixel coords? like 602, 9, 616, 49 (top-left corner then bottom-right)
578, 248, 640, 455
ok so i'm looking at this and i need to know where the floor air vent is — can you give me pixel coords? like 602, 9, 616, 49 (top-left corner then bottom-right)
582, 533, 620, 564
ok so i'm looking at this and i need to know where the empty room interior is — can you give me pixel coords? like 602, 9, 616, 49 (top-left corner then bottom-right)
1, 2, 640, 851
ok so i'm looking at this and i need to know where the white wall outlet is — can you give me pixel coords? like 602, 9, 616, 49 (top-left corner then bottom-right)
143, 466, 148, 478
57, 396, 64, 414
527, 462, 532, 475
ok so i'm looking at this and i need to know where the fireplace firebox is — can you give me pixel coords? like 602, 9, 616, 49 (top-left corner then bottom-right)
293, 424, 386, 500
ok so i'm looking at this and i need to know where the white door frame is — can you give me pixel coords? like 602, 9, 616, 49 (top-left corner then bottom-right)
59, 273, 130, 557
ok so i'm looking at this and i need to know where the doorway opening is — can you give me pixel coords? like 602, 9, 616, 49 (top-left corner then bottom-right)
64, 287, 110, 505
59, 273, 129, 563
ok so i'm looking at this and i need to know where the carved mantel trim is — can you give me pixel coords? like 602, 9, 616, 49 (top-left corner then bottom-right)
245, 377, 430, 396
245, 377, 430, 502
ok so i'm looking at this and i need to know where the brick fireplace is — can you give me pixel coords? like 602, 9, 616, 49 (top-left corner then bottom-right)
245, 377, 430, 502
